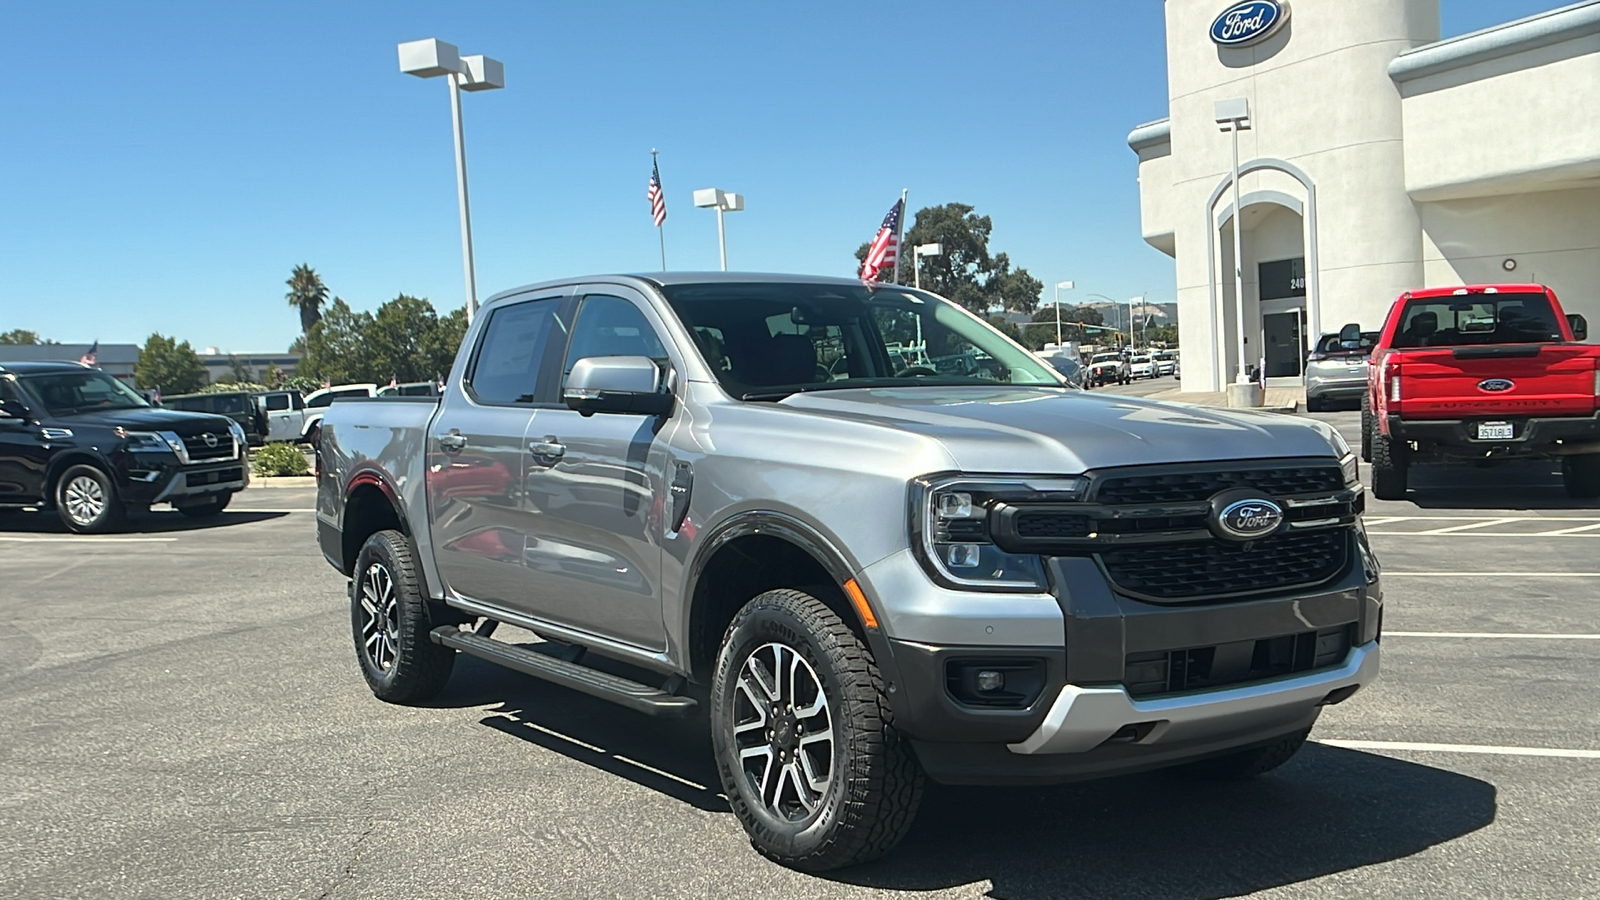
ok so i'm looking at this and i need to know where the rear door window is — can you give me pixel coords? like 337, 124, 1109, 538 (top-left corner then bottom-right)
469, 297, 564, 405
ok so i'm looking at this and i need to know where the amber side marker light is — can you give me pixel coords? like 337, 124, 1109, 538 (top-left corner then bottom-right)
843, 579, 878, 630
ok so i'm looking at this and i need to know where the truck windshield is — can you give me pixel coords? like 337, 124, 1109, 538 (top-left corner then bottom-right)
1392, 293, 1564, 348
19, 371, 149, 416
657, 282, 1062, 400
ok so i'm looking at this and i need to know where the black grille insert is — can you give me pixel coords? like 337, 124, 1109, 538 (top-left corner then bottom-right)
1124, 625, 1354, 697
1095, 466, 1343, 505
182, 432, 234, 461
1100, 530, 1349, 601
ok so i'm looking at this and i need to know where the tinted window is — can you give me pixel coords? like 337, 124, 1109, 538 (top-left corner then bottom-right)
562, 295, 669, 385
306, 393, 333, 409
470, 298, 562, 404
263, 394, 290, 411
1393, 293, 1562, 348
19, 371, 149, 415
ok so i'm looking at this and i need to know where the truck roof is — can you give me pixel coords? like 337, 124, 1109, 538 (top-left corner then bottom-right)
1400, 283, 1551, 300
0, 361, 96, 375
483, 272, 899, 306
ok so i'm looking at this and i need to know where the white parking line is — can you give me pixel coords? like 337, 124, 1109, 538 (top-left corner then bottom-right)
1413, 517, 1519, 535
1385, 631, 1600, 640
1362, 516, 1600, 522
1542, 522, 1600, 536
1317, 739, 1600, 760
1369, 532, 1600, 538
0, 536, 178, 543
1383, 572, 1600, 577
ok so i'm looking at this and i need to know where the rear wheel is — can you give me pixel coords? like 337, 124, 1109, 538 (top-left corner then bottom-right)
1563, 454, 1600, 499
55, 465, 126, 534
1175, 727, 1310, 780
1370, 428, 1410, 501
1360, 396, 1374, 463
352, 529, 455, 704
711, 589, 924, 871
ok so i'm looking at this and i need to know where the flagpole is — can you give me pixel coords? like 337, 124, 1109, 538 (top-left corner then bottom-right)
653, 148, 667, 272
893, 188, 908, 285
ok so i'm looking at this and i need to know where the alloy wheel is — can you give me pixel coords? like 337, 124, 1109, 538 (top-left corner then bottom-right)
732, 642, 835, 822
63, 475, 105, 526
359, 562, 401, 673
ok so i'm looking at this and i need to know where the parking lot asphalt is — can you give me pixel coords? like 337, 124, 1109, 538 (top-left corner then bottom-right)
2, 388, 1597, 899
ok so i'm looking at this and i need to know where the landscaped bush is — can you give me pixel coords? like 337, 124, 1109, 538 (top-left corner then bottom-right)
253, 442, 310, 477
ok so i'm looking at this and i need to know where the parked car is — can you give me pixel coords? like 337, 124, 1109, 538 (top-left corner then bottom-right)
376, 381, 442, 398
293, 384, 379, 444
254, 389, 307, 443
1087, 352, 1129, 387
1154, 350, 1177, 377
1038, 354, 1086, 389
316, 273, 1378, 870
1304, 330, 1377, 411
0, 362, 248, 531
1363, 284, 1600, 499
162, 390, 268, 446
1129, 353, 1154, 379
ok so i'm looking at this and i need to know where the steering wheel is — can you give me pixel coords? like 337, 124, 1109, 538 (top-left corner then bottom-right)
895, 366, 939, 378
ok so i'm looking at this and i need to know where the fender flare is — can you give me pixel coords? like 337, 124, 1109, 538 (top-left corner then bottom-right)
339, 467, 431, 593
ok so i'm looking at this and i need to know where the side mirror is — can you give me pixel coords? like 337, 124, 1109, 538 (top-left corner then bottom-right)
0, 398, 29, 420
563, 356, 673, 417
1337, 323, 1361, 343
1568, 314, 1588, 341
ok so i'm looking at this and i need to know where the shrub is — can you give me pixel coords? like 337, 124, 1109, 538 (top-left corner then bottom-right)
253, 442, 310, 477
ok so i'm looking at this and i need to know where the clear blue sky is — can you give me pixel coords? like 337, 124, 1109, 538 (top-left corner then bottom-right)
0, 0, 1564, 353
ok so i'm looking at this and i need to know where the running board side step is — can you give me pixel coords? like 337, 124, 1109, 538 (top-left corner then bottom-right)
430, 627, 698, 718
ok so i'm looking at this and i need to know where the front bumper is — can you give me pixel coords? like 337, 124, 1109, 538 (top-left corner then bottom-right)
121, 456, 249, 505
1389, 411, 1600, 457
862, 547, 1382, 785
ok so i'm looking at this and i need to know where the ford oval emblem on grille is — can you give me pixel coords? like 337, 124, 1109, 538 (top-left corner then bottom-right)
1478, 378, 1514, 393
1215, 498, 1284, 541
202, 432, 219, 447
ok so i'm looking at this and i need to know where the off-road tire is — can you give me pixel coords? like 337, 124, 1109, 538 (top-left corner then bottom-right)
1360, 396, 1374, 463
54, 464, 126, 534
711, 589, 924, 872
351, 529, 455, 704
1370, 429, 1409, 501
177, 493, 232, 518
1563, 453, 1600, 499
1175, 727, 1311, 780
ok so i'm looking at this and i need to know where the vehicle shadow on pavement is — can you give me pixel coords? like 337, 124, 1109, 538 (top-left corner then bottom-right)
1400, 462, 1599, 510
438, 655, 729, 814
837, 745, 1495, 899
0, 509, 290, 534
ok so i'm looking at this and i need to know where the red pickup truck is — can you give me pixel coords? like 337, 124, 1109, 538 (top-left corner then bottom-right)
1361, 284, 1599, 500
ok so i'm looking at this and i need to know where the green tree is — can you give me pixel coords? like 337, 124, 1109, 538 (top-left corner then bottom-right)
0, 330, 55, 345
135, 334, 207, 394
286, 264, 330, 336
297, 298, 375, 385
855, 203, 1043, 313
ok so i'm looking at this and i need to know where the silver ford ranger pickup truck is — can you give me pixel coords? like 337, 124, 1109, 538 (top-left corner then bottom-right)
316, 273, 1380, 871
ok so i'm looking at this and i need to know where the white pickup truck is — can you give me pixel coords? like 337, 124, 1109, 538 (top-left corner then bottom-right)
259, 384, 378, 443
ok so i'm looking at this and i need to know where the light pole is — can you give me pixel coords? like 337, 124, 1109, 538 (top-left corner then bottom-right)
1216, 98, 1251, 386
1082, 293, 1122, 345
693, 188, 744, 270
398, 39, 505, 324
1128, 295, 1147, 348
913, 243, 943, 290
1053, 281, 1075, 347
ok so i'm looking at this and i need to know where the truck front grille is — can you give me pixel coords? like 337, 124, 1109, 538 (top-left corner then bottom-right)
182, 432, 235, 462
1123, 625, 1354, 697
1099, 530, 1349, 601
1094, 465, 1343, 505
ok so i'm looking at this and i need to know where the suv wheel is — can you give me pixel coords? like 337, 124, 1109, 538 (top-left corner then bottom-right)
351, 529, 455, 704
1175, 727, 1310, 780
1563, 453, 1600, 499
177, 493, 232, 518
55, 464, 126, 534
1370, 429, 1409, 501
710, 589, 924, 871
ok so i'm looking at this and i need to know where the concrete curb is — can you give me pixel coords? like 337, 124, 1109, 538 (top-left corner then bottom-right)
249, 476, 316, 489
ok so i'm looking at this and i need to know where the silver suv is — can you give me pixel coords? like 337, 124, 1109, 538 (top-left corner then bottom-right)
315, 274, 1381, 871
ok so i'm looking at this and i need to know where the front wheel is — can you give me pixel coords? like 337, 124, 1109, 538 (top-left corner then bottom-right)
55, 464, 126, 534
351, 529, 455, 704
1563, 454, 1600, 499
710, 589, 924, 871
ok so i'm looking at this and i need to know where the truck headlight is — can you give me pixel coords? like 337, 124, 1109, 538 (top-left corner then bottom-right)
911, 474, 1086, 592
227, 420, 247, 453
117, 428, 184, 454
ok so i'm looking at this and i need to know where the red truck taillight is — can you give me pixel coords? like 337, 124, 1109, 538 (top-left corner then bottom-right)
1385, 363, 1402, 403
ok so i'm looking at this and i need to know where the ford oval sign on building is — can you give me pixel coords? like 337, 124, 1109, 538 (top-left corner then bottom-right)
1211, 0, 1290, 47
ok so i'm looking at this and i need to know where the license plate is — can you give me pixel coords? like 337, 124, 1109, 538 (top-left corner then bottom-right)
1477, 422, 1514, 440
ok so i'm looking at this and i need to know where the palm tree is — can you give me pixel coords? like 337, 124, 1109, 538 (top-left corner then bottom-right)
286, 264, 330, 336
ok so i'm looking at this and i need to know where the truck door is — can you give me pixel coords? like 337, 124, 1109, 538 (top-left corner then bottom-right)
429, 290, 572, 609
262, 392, 302, 442
0, 378, 48, 505
515, 288, 678, 651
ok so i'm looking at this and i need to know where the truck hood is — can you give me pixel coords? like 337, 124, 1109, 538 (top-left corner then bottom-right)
780, 387, 1340, 472
55, 407, 235, 436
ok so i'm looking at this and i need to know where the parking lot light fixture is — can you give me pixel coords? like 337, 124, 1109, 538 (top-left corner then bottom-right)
1053, 281, 1075, 347
1216, 97, 1252, 386
914, 243, 943, 290
398, 38, 505, 323
693, 188, 744, 271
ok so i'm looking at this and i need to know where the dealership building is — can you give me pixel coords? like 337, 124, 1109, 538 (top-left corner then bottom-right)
1128, 0, 1600, 392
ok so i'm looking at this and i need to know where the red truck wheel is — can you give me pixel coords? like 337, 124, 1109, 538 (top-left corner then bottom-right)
1370, 432, 1409, 501
1563, 455, 1600, 499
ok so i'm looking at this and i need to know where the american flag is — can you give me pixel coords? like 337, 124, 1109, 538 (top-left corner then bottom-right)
79, 340, 98, 367
647, 158, 667, 227
859, 199, 903, 286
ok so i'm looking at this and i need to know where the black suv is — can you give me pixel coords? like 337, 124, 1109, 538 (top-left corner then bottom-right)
0, 362, 250, 532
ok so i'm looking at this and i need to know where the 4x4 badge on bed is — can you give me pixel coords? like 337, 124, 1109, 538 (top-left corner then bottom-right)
1478, 378, 1514, 392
